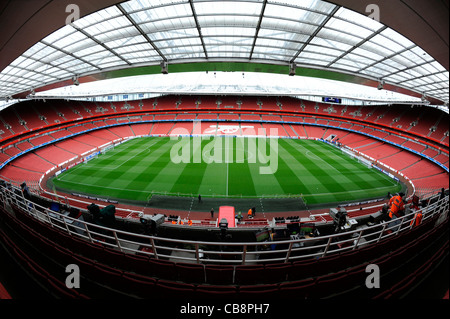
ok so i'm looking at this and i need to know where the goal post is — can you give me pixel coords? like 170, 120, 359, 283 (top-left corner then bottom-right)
83, 150, 101, 164
101, 143, 114, 154
358, 155, 373, 169
341, 146, 372, 169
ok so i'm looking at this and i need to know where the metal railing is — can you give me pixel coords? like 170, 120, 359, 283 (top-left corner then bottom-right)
0, 185, 448, 265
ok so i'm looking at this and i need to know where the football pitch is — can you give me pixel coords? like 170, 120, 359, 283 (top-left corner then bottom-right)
51, 136, 403, 206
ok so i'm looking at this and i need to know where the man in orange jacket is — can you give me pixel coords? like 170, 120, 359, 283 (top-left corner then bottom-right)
389, 193, 405, 218
387, 193, 405, 233
410, 211, 423, 227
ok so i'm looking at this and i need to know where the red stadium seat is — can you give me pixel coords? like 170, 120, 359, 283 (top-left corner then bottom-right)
175, 262, 206, 284
195, 284, 238, 298
278, 278, 316, 299
205, 265, 235, 285
234, 265, 265, 285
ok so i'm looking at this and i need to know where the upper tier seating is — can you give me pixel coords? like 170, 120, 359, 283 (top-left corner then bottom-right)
8, 98, 447, 145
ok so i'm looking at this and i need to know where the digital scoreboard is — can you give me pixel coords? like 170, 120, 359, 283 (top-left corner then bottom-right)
322, 97, 342, 104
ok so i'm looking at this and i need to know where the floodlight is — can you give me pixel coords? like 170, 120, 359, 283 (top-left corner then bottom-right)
289, 63, 296, 76
161, 61, 168, 74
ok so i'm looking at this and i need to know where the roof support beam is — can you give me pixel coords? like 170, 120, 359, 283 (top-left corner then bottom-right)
424, 85, 448, 93
326, 25, 387, 68
41, 40, 102, 73
290, 6, 340, 64
357, 45, 414, 74
249, 0, 267, 60
6, 64, 58, 83
397, 70, 447, 85
71, 25, 132, 66
189, 0, 208, 60
116, 3, 167, 62
384, 60, 442, 81
20, 54, 76, 78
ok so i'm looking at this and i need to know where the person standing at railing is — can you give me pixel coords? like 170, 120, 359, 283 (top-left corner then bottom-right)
20, 182, 31, 200
410, 210, 423, 228
439, 188, 447, 200
290, 231, 302, 248
235, 211, 243, 223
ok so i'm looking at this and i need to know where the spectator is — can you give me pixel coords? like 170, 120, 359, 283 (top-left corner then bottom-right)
439, 188, 446, 200
389, 193, 405, 218
410, 210, 423, 228
20, 182, 31, 200
387, 193, 405, 233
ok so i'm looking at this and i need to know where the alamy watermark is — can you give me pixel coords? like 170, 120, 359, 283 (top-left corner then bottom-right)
169, 123, 279, 175
366, 4, 380, 21
365, 263, 380, 289
65, 4, 80, 25
65, 264, 80, 289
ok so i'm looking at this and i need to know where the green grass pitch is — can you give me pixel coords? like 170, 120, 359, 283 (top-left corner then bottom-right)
52, 136, 402, 205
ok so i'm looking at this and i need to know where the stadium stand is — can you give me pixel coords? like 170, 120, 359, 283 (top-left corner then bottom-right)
1, 99, 448, 179
0, 165, 43, 182
0, 96, 448, 301
0, 187, 447, 299
34, 145, 76, 165
1, 0, 449, 303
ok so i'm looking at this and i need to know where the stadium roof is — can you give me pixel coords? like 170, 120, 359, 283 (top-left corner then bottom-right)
0, 0, 448, 105
32, 72, 425, 106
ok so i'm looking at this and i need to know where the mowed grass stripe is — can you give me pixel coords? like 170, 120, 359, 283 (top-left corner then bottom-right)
92, 137, 166, 187
169, 137, 210, 196
121, 138, 179, 199
119, 137, 180, 200
52, 136, 403, 204
281, 139, 371, 203
280, 139, 349, 194
228, 137, 258, 197
278, 140, 342, 203
53, 139, 133, 184
197, 162, 227, 197
54, 137, 175, 201
132, 138, 195, 198
296, 140, 389, 190
196, 137, 228, 196
276, 140, 329, 196
89, 137, 168, 192
299, 139, 400, 192
286, 139, 371, 193
261, 138, 310, 197
284, 139, 401, 202
58, 137, 158, 186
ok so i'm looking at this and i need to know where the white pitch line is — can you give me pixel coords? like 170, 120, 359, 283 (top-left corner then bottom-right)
99, 140, 158, 171
225, 137, 231, 197
226, 160, 229, 197
303, 184, 397, 198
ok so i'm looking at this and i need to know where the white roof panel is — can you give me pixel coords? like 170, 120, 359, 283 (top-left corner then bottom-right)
0, 0, 447, 104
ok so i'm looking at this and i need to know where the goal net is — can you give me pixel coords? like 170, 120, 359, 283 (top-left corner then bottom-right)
341, 146, 372, 169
